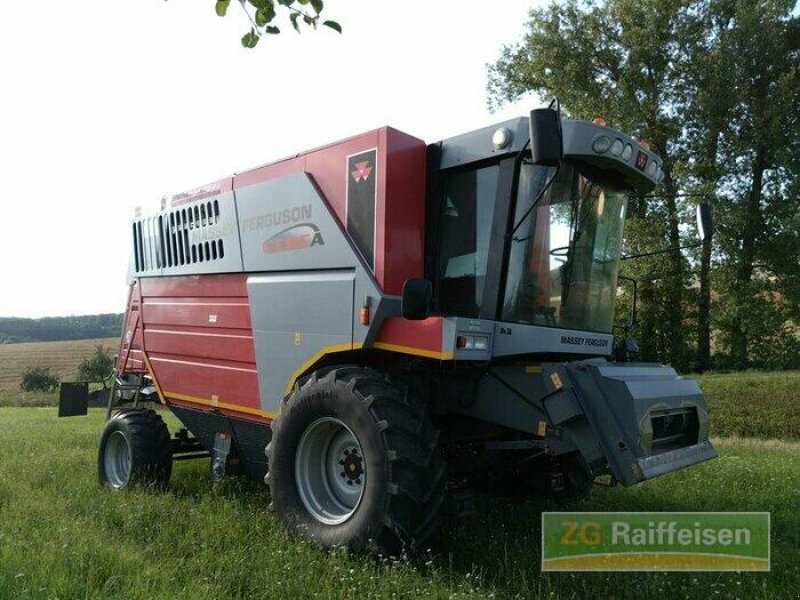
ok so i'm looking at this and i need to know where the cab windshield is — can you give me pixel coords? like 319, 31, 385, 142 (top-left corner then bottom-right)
501, 161, 628, 333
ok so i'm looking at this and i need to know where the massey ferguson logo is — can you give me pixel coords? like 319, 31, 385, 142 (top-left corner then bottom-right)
261, 223, 324, 254
351, 160, 373, 182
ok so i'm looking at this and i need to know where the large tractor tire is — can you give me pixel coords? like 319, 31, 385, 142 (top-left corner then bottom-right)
98, 408, 172, 490
265, 366, 445, 555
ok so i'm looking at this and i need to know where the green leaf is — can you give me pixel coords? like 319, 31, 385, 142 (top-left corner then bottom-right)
265, 26, 280, 34
255, 1, 276, 25
310, 0, 323, 14
241, 29, 260, 48
297, 0, 310, 4
290, 12, 301, 32
215, 0, 231, 17
322, 20, 342, 33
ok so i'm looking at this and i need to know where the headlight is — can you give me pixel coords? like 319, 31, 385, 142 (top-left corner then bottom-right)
456, 334, 490, 351
492, 128, 512, 149
457, 335, 474, 350
592, 135, 612, 154
610, 139, 624, 156
622, 144, 633, 160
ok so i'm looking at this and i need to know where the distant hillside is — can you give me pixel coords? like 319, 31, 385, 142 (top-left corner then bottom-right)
0, 314, 123, 344
0, 337, 119, 390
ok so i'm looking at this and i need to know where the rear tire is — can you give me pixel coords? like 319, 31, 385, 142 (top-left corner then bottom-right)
265, 366, 445, 555
98, 408, 172, 490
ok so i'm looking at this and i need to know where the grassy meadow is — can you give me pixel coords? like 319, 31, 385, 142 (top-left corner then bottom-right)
696, 371, 800, 439
0, 349, 798, 599
0, 409, 797, 600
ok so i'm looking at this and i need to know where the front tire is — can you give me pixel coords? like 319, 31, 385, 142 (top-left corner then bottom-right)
98, 408, 172, 489
266, 366, 445, 555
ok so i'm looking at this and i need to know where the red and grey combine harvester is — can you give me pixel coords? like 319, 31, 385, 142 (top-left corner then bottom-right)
61, 105, 716, 553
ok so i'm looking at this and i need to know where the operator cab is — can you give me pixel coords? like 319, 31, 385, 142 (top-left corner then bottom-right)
425, 115, 664, 357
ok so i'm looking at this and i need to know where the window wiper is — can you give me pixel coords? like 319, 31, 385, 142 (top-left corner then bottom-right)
561, 183, 601, 303
507, 161, 561, 240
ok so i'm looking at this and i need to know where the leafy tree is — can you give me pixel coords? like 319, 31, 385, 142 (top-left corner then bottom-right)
708, 0, 800, 369
209, 0, 342, 48
489, 0, 706, 370
489, 0, 799, 371
77, 346, 115, 382
20, 367, 59, 393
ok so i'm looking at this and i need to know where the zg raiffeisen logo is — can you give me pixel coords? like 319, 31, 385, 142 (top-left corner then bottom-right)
541, 512, 770, 571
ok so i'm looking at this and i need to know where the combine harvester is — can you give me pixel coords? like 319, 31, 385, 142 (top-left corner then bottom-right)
61, 104, 716, 554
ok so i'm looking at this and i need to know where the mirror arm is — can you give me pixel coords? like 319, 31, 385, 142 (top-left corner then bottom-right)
620, 240, 705, 261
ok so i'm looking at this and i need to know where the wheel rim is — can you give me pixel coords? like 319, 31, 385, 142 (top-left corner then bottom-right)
105, 430, 132, 488
295, 417, 365, 525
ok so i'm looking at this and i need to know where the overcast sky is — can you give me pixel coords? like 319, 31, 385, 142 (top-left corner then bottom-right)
0, 0, 543, 318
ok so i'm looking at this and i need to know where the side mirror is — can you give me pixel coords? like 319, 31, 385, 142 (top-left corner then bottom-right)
401, 278, 432, 321
529, 105, 563, 167
697, 202, 713, 243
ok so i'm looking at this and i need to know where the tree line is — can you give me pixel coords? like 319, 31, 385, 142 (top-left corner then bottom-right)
490, 0, 800, 371
0, 314, 123, 344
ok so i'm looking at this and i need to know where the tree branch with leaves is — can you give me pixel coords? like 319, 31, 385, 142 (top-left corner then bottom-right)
213, 0, 342, 48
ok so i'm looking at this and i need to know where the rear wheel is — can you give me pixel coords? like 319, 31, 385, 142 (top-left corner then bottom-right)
98, 408, 172, 489
266, 366, 445, 555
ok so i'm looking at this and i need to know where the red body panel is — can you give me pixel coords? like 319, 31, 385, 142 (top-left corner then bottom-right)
232, 127, 426, 295
120, 127, 437, 421
143, 299, 251, 330
144, 328, 256, 364
118, 282, 145, 373
170, 177, 233, 207
380, 129, 427, 294
124, 274, 263, 420
375, 317, 444, 355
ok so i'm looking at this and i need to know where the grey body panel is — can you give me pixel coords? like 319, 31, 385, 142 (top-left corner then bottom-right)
248, 271, 355, 412
442, 358, 715, 485
437, 117, 662, 193
492, 321, 612, 357
445, 365, 549, 435
561, 120, 662, 192
439, 118, 530, 169
237, 174, 357, 272
237, 173, 385, 412
438, 317, 613, 360
129, 191, 243, 281
540, 360, 715, 485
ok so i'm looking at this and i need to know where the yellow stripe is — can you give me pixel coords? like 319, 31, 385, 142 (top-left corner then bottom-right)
141, 351, 166, 405
283, 342, 360, 395
164, 390, 276, 420
542, 553, 769, 571
526, 365, 543, 373
282, 340, 455, 396
372, 342, 454, 361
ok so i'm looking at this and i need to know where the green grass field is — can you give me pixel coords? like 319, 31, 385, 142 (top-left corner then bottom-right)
1, 382, 799, 599
696, 371, 800, 439
5, 370, 799, 439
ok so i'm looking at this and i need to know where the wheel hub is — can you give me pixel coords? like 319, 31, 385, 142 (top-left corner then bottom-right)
104, 430, 132, 489
340, 449, 363, 483
295, 417, 366, 525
